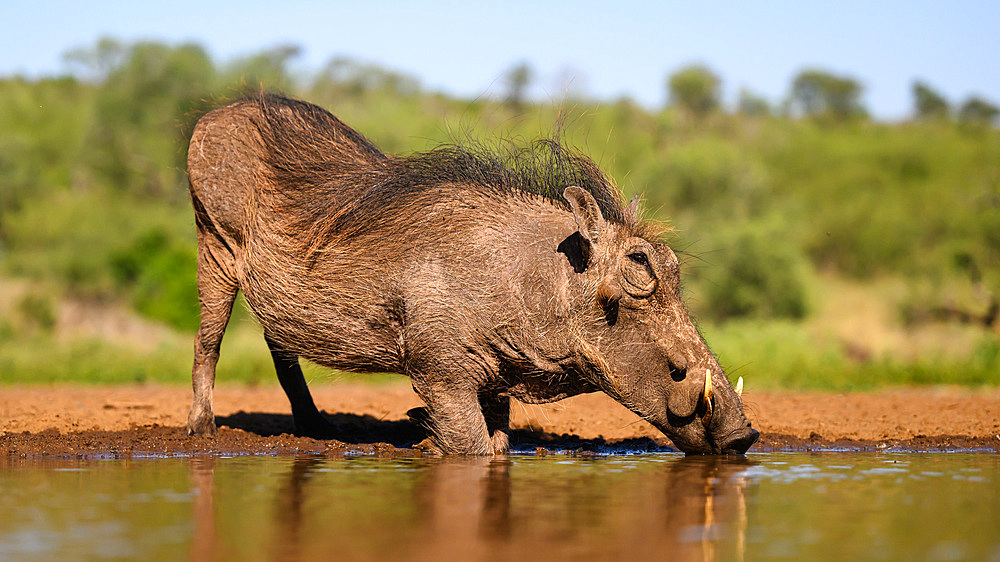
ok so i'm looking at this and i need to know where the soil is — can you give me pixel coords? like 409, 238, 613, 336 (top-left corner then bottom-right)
2, 383, 999, 458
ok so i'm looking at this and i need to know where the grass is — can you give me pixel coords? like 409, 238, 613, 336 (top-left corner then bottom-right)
0, 296, 408, 387
705, 319, 1000, 391
1, 280, 994, 391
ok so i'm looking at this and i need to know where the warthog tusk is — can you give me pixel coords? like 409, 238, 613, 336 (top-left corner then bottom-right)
702, 369, 714, 427
736, 376, 743, 398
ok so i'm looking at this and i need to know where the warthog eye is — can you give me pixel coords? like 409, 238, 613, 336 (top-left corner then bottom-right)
621, 249, 658, 299
627, 252, 648, 267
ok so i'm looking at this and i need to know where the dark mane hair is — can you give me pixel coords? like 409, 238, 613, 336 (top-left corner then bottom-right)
246, 94, 637, 244
389, 139, 631, 224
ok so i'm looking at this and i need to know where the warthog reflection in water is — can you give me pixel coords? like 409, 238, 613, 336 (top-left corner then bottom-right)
187, 456, 753, 560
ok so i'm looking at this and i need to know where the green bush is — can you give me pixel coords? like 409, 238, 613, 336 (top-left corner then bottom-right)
701, 223, 811, 321
16, 293, 56, 333
111, 228, 198, 331
643, 138, 766, 214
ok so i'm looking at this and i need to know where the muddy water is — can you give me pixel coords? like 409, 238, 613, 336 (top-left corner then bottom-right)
1, 453, 998, 561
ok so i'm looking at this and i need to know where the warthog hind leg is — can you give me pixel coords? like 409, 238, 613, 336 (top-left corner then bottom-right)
186, 228, 238, 436
266, 337, 337, 438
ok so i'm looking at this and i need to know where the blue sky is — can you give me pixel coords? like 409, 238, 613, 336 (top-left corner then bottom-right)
5, 1, 998, 120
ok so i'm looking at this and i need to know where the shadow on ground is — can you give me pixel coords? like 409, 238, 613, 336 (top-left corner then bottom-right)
6, 412, 993, 460
216, 411, 674, 454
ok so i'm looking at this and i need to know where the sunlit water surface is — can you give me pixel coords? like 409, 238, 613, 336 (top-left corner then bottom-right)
2, 452, 998, 561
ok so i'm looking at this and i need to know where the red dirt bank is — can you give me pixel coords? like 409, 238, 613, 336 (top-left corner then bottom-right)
2, 383, 999, 457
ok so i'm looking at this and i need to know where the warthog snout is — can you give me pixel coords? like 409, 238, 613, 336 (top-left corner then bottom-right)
718, 426, 760, 455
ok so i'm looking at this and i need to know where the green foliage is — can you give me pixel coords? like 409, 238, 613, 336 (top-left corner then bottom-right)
224, 43, 302, 93
667, 64, 721, 116
958, 96, 999, 126
737, 88, 771, 117
87, 39, 216, 198
502, 61, 534, 109
647, 136, 767, 214
0, 76, 93, 217
1, 37, 998, 389
706, 320, 1000, 390
0, 337, 188, 384
15, 293, 56, 333
111, 229, 198, 331
790, 69, 866, 121
3, 185, 194, 297
912, 80, 949, 120
702, 223, 810, 321
62, 36, 127, 82
311, 56, 421, 102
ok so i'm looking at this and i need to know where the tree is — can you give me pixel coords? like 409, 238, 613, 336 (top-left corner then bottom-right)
958, 96, 999, 126
737, 87, 771, 117
84, 40, 216, 196
502, 61, 533, 109
912, 81, 949, 120
62, 36, 126, 83
667, 64, 721, 117
226, 43, 302, 91
789, 69, 865, 121
704, 225, 810, 321
312, 56, 420, 100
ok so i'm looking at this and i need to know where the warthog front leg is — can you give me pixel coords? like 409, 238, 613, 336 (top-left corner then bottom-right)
411, 380, 498, 455
480, 392, 511, 454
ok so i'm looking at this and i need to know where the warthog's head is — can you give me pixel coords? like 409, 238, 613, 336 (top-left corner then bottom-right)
561, 186, 758, 454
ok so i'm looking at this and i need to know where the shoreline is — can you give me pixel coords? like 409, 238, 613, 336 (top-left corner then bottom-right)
3, 383, 999, 457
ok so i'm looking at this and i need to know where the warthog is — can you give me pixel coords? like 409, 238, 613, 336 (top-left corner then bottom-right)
184, 94, 758, 454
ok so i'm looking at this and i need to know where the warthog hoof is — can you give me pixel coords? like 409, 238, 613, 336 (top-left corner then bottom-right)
186, 416, 217, 436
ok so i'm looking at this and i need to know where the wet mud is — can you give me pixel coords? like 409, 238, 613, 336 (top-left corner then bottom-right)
3, 414, 998, 460
2, 384, 999, 458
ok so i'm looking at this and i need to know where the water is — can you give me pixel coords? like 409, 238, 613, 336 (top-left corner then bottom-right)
2, 452, 998, 561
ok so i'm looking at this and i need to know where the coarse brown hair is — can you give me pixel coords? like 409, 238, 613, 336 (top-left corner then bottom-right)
245, 93, 643, 244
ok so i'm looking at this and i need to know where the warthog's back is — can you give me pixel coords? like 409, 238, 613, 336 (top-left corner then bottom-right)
187, 95, 387, 250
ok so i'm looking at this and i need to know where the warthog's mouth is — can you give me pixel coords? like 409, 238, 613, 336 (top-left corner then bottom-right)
713, 426, 760, 454
685, 370, 758, 455
672, 423, 759, 455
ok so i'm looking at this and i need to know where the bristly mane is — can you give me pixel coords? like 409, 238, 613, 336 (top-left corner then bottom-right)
389, 139, 631, 224
247, 93, 637, 244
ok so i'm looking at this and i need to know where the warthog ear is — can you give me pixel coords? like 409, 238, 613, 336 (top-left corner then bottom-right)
563, 186, 605, 245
